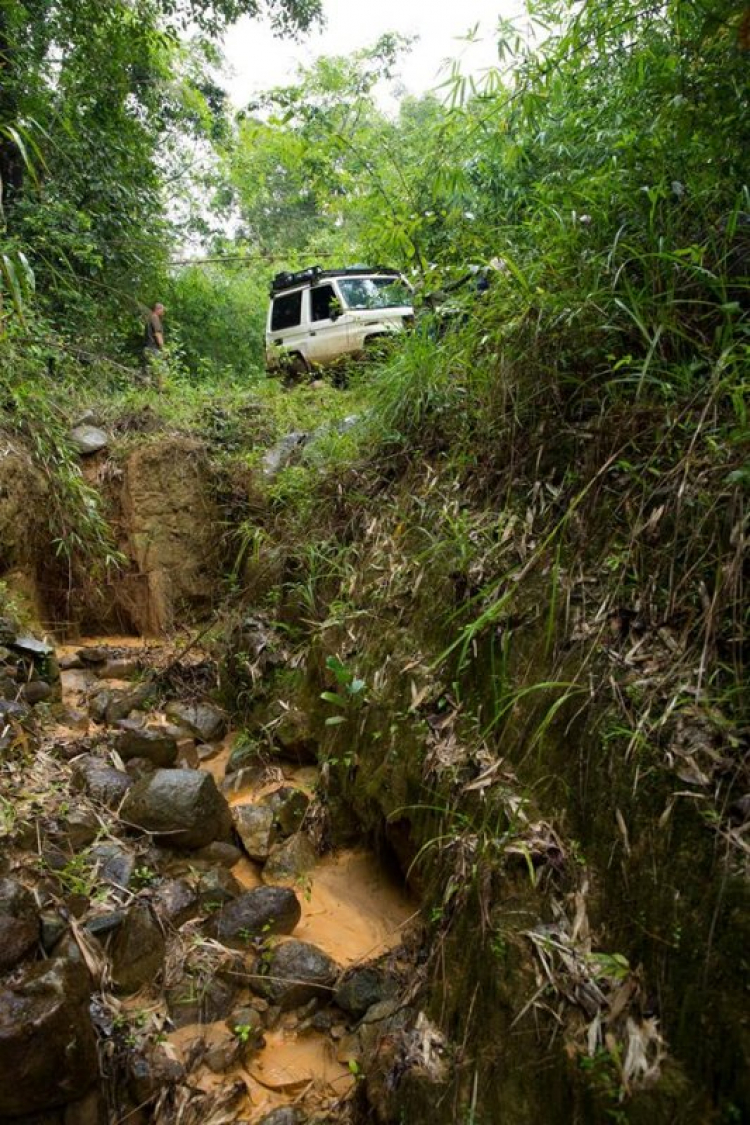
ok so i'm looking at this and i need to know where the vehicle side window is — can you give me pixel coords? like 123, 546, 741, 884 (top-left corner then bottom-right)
271, 290, 303, 332
311, 284, 336, 322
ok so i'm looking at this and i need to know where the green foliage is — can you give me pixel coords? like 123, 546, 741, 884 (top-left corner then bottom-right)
0, 329, 125, 582
320, 654, 367, 725
164, 263, 267, 377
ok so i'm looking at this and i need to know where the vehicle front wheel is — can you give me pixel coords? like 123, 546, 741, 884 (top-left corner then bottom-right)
280, 352, 310, 385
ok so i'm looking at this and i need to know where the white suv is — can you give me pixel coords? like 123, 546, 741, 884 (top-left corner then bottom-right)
265, 265, 413, 374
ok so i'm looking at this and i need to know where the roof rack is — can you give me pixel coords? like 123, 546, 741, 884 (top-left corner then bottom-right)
270, 265, 402, 295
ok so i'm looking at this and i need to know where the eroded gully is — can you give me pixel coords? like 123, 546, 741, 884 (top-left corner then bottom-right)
55, 635, 414, 1124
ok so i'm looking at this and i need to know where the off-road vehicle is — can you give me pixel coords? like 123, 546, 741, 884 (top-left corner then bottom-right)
265, 265, 413, 374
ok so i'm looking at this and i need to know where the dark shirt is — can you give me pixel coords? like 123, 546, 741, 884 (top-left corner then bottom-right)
144, 311, 163, 350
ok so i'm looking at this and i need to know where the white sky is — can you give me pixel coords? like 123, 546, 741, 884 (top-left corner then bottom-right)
223, 0, 527, 107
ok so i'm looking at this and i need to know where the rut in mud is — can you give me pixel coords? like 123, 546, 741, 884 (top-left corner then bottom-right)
0, 633, 418, 1125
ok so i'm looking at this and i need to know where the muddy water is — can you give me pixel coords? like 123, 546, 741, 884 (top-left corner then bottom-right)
58, 638, 414, 1124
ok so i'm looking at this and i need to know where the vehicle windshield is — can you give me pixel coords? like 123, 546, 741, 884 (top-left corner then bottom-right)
337, 277, 411, 310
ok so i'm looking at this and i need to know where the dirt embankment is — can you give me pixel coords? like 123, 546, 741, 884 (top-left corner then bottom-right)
0, 434, 227, 636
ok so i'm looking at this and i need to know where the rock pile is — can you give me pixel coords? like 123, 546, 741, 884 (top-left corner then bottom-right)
0, 636, 415, 1125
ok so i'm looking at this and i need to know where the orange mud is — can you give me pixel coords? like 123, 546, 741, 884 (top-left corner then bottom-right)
168, 1020, 354, 1122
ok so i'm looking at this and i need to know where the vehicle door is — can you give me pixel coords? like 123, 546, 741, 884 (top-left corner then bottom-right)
267, 287, 309, 363
306, 283, 352, 364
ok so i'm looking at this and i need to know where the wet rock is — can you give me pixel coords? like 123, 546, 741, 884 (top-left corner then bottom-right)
40, 911, 68, 952
262, 431, 308, 478
262, 787, 311, 837
226, 1005, 264, 1042
77, 647, 110, 665
253, 940, 339, 1011
128, 1047, 184, 1104
112, 726, 178, 768
63, 707, 90, 732
88, 690, 111, 722
89, 843, 136, 896
194, 841, 243, 868
0, 959, 98, 1116
0, 877, 40, 972
110, 904, 165, 994
124, 756, 157, 780
233, 804, 276, 862
120, 768, 232, 848
166, 975, 236, 1028
152, 879, 200, 927
71, 755, 133, 808
257, 1110, 303, 1125
9, 633, 54, 658
60, 808, 99, 850
59, 653, 83, 671
311, 1009, 335, 1032
163, 722, 191, 740
0, 696, 29, 721
210, 886, 301, 948
164, 701, 226, 742
262, 833, 316, 885
204, 1032, 246, 1073
196, 867, 242, 911
69, 424, 108, 455
85, 912, 125, 940
334, 967, 399, 1018
22, 680, 52, 705
105, 685, 153, 724
99, 658, 140, 680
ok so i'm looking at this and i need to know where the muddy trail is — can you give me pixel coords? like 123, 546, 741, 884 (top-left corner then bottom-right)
0, 634, 416, 1125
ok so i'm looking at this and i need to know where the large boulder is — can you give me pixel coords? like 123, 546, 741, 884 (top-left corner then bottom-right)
262, 833, 317, 885
164, 701, 227, 742
210, 886, 301, 948
0, 959, 98, 1116
252, 940, 339, 1011
120, 769, 232, 848
110, 904, 165, 994
233, 804, 276, 862
0, 878, 39, 973
112, 725, 178, 768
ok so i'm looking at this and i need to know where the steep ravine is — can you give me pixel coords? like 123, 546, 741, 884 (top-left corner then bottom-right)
1, 425, 748, 1125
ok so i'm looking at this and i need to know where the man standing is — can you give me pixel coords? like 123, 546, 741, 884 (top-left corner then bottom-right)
143, 302, 166, 385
